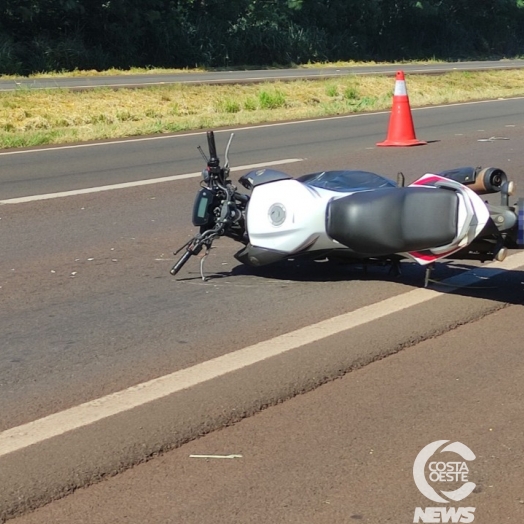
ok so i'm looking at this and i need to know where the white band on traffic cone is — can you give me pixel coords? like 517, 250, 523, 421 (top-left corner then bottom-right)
394, 79, 407, 97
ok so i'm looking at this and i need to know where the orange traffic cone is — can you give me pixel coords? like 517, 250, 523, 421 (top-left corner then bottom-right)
377, 71, 426, 147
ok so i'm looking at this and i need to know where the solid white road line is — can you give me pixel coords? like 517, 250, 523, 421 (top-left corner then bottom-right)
1, 97, 520, 157
1, 250, 523, 458
0, 67, 464, 93
0, 158, 302, 205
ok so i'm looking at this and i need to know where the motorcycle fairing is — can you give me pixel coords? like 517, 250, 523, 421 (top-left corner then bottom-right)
243, 171, 490, 267
245, 179, 345, 254
406, 174, 490, 264
239, 168, 292, 190
519, 198, 524, 246
244, 170, 398, 257
192, 187, 216, 227
298, 170, 397, 192
234, 243, 289, 266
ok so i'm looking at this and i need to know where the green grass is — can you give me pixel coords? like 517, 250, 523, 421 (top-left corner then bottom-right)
2, 69, 524, 149
258, 89, 286, 109
0, 60, 442, 79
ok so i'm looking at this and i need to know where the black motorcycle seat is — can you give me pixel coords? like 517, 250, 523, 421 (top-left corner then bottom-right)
326, 187, 459, 256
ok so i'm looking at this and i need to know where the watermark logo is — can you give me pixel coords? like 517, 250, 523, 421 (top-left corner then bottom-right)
413, 440, 476, 523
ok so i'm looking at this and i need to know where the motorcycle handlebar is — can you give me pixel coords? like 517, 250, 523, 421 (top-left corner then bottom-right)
207, 131, 218, 163
171, 227, 219, 276
170, 249, 193, 275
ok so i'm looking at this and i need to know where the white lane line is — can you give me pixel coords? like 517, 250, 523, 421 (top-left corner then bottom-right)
1, 251, 523, 458
0, 69, 453, 92
1, 97, 521, 157
0, 66, 516, 93
0, 159, 302, 205
0, 114, 384, 155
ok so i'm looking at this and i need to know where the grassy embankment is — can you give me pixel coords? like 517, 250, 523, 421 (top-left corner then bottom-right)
1, 67, 524, 150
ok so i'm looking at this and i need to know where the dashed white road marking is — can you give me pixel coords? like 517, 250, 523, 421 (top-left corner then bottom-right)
0, 158, 302, 205
1, 250, 523, 458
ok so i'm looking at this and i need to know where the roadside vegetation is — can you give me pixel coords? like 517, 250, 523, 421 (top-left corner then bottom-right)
3, 1, 524, 149
1, 69, 524, 149
2, 1, 524, 76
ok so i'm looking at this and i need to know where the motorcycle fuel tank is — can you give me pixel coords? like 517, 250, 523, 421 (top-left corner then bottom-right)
246, 179, 343, 254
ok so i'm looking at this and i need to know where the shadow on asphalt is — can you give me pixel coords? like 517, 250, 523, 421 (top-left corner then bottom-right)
179, 256, 524, 306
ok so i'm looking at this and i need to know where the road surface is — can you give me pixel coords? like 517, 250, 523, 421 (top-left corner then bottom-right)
1, 60, 524, 91
11, 305, 524, 523
1, 97, 523, 521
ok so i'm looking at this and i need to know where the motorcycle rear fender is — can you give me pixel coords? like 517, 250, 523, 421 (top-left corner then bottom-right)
407, 174, 490, 264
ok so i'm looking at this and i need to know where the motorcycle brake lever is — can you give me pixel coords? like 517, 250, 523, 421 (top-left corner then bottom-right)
173, 237, 193, 256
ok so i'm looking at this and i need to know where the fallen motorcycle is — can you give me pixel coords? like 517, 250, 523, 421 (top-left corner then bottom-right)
171, 131, 523, 285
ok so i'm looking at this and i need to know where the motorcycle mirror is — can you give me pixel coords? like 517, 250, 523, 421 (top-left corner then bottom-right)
224, 133, 235, 170
197, 145, 208, 162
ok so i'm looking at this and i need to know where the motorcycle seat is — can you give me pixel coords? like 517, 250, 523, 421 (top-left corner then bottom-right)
326, 187, 458, 256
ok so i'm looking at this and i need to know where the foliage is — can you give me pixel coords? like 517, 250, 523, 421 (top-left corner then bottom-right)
1, 0, 524, 74
3, 69, 524, 148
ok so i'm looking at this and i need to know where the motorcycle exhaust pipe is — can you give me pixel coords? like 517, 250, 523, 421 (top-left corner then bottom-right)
468, 167, 508, 194
439, 166, 509, 195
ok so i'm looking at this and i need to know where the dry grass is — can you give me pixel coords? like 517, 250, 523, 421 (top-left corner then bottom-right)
1, 70, 524, 149
0, 60, 435, 79
0, 67, 205, 80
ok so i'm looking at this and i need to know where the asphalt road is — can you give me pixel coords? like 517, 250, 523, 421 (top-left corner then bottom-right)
11, 305, 524, 524
1, 59, 524, 91
2, 97, 524, 200
1, 98, 524, 520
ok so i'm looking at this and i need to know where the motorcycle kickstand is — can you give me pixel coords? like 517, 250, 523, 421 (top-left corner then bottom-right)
199, 248, 210, 281
424, 263, 435, 288
388, 259, 402, 277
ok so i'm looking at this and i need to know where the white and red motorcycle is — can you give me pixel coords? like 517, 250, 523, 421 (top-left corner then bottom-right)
171, 131, 523, 285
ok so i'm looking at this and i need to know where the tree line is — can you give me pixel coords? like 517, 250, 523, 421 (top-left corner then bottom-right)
1, 0, 523, 75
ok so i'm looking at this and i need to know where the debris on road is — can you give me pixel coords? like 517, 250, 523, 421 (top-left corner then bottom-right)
189, 454, 243, 459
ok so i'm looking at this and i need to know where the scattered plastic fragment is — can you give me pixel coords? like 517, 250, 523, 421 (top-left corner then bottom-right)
189, 454, 242, 459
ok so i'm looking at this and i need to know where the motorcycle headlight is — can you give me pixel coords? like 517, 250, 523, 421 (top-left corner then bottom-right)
201, 169, 210, 183
192, 188, 215, 226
